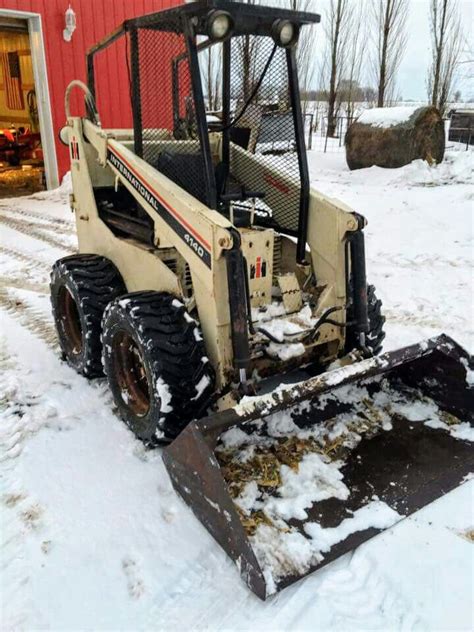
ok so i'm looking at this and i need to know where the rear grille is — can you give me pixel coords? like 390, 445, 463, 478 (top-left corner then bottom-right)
273, 234, 281, 277
163, 257, 178, 274
161, 254, 193, 298
183, 263, 193, 297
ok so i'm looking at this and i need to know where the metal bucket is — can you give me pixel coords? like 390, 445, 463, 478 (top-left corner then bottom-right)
163, 334, 474, 600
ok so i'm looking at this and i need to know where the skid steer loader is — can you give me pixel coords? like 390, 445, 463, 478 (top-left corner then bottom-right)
52, 1, 473, 600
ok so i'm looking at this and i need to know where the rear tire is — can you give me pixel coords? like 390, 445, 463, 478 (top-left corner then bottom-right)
101, 291, 215, 443
345, 283, 386, 356
50, 255, 125, 377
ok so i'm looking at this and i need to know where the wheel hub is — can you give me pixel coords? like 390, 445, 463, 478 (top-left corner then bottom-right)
112, 331, 151, 417
58, 286, 83, 355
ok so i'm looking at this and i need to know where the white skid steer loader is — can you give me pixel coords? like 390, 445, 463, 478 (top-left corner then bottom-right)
52, 0, 473, 599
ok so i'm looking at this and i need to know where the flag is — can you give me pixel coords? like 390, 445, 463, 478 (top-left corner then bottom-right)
1, 51, 24, 110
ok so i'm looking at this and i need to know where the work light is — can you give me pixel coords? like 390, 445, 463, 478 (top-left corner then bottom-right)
271, 19, 299, 48
206, 10, 234, 42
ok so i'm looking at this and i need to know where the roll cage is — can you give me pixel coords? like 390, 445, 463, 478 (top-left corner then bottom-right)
86, 0, 320, 262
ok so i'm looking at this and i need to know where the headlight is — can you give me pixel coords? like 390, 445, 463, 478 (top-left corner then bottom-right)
59, 126, 69, 146
206, 10, 234, 42
271, 19, 299, 48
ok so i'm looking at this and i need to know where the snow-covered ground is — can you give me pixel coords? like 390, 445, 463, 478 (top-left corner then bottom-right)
1, 149, 473, 630
308, 149, 473, 354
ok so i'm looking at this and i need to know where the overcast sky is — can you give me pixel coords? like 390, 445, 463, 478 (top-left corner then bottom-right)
398, 0, 472, 100
307, 0, 473, 102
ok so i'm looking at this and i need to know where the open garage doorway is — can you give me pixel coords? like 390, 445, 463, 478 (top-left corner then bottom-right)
0, 11, 57, 197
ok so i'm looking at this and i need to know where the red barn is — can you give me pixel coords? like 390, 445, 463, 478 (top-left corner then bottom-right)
0, 1, 178, 190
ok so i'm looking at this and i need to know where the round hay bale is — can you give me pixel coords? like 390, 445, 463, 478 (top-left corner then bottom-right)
345, 106, 445, 171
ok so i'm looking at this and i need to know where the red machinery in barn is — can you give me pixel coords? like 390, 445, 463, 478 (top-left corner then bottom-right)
0, 126, 42, 166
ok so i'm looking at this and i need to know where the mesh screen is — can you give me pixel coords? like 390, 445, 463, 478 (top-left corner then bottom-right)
90, 33, 133, 129
124, 23, 302, 232
132, 24, 211, 206
227, 36, 301, 234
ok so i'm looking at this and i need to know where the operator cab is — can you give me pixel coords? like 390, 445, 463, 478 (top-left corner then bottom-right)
86, 0, 320, 260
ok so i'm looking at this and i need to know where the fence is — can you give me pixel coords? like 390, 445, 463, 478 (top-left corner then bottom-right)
304, 113, 355, 153
303, 112, 472, 153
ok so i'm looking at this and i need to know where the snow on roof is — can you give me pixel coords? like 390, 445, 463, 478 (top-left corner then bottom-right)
358, 106, 420, 128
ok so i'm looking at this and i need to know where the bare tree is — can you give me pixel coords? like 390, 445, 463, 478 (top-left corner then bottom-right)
323, 0, 353, 137
427, 0, 464, 115
364, 86, 378, 106
370, 0, 409, 107
339, 2, 366, 121
235, 0, 317, 111
233, 0, 263, 102
202, 44, 222, 111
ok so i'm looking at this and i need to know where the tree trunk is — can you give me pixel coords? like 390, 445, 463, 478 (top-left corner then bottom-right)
207, 49, 213, 111
327, 0, 343, 137
431, 0, 448, 108
377, 2, 391, 107
242, 35, 251, 102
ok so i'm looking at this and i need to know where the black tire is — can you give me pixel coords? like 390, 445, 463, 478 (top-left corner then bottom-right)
50, 255, 125, 377
345, 284, 386, 356
101, 291, 215, 443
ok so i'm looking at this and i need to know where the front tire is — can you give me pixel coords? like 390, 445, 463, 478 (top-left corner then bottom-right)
50, 255, 125, 377
101, 291, 215, 443
345, 283, 386, 356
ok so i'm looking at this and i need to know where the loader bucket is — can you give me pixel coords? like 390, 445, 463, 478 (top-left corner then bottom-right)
163, 334, 474, 600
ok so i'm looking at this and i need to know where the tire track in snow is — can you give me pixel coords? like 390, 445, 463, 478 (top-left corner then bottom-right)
370, 251, 473, 269
383, 307, 468, 330
0, 214, 75, 253
0, 245, 52, 273
0, 287, 58, 350
0, 344, 50, 630
143, 548, 249, 631
0, 347, 34, 463
0, 346, 30, 628
312, 549, 420, 630
144, 539, 421, 631
0, 206, 75, 233
1, 277, 49, 294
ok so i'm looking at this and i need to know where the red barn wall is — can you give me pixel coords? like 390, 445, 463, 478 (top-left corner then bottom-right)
0, 0, 179, 183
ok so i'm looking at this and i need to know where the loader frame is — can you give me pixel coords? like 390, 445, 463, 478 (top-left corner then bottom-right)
67, 114, 361, 390
67, 0, 367, 393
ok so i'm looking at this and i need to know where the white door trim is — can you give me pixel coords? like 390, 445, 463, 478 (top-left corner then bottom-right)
0, 8, 59, 189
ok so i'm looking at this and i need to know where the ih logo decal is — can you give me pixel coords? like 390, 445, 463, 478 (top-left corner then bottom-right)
250, 256, 267, 279
70, 137, 80, 161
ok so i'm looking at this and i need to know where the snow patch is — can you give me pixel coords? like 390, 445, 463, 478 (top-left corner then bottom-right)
193, 328, 203, 342
155, 377, 172, 413
324, 357, 381, 386
252, 526, 321, 595
358, 106, 420, 128
461, 358, 474, 388
263, 453, 349, 522
304, 500, 402, 553
220, 426, 253, 448
192, 374, 211, 400
252, 500, 401, 593
234, 481, 260, 515
267, 342, 305, 361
